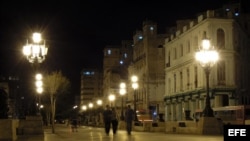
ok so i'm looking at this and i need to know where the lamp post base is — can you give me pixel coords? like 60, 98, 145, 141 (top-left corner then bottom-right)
203, 106, 214, 117
198, 117, 223, 135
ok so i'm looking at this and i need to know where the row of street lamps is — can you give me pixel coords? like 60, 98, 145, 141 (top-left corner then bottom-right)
79, 75, 139, 122
22, 31, 219, 121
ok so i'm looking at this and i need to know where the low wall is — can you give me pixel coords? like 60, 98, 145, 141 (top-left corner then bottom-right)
133, 121, 165, 132
245, 120, 250, 125
0, 119, 19, 141
165, 117, 223, 135
18, 116, 43, 135
165, 121, 199, 134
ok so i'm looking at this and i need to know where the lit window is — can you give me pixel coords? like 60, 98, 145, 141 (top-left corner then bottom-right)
124, 53, 127, 58
107, 49, 111, 55
83, 71, 91, 75
138, 35, 143, 40
120, 60, 124, 65
235, 12, 239, 16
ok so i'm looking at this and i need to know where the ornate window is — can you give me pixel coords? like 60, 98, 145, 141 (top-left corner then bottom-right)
217, 28, 225, 49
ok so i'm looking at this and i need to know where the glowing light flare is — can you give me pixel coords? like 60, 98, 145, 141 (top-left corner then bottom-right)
131, 75, 138, 83
36, 87, 43, 94
119, 89, 126, 96
120, 82, 126, 89
35, 80, 43, 87
132, 82, 138, 89
88, 103, 93, 108
109, 94, 115, 102
32, 32, 42, 43
201, 38, 211, 50
195, 50, 219, 67
36, 73, 42, 80
81, 105, 87, 110
97, 100, 102, 105
22, 33, 48, 63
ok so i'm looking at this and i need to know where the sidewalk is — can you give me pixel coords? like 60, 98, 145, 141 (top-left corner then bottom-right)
16, 124, 224, 141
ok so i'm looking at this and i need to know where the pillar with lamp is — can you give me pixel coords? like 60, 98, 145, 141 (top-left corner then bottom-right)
131, 75, 139, 122
96, 99, 103, 126
195, 32, 219, 117
119, 82, 126, 120
88, 102, 93, 125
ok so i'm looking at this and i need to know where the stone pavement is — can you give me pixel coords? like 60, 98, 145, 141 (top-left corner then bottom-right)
17, 124, 224, 141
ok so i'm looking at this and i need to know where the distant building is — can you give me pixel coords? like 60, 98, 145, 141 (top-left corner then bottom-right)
80, 69, 103, 109
102, 40, 133, 106
127, 20, 168, 120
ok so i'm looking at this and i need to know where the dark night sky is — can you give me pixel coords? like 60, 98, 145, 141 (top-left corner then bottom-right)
0, 0, 232, 94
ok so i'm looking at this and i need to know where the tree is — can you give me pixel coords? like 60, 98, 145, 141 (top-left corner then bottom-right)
43, 71, 70, 133
0, 88, 8, 119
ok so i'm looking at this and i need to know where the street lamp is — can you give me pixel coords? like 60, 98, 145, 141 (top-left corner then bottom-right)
109, 94, 115, 107
23, 32, 48, 63
131, 75, 139, 121
119, 82, 126, 120
96, 99, 103, 125
195, 32, 219, 117
96, 99, 103, 106
23, 32, 48, 116
81, 105, 87, 111
35, 73, 43, 115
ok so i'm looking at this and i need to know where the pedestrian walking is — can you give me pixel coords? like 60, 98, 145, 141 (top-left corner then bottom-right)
70, 118, 78, 132
125, 105, 134, 135
111, 107, 119, 135
102, 105, 112, 136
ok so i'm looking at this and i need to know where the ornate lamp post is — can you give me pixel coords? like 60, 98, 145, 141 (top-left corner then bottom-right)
195, 33, 219, 117
131, 75, 139, 121
119, 82, 126, 120
23, 32, 48, 63
23, 32, 48, 116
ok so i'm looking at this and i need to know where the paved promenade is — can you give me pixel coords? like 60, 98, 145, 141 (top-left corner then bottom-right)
17, 124, 224, 141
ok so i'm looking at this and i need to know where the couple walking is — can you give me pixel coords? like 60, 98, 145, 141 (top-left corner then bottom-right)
103, 104, 135, 136
103, 105, 119, 136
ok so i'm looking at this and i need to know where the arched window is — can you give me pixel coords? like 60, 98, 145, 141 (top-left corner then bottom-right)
217, 28, 225, 49
217, 60, 226, 85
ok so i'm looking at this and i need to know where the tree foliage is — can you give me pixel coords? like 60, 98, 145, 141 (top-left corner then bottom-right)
43, 70, 70, 133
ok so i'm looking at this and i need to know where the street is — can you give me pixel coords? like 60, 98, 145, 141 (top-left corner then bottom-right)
18, 124, 224, 141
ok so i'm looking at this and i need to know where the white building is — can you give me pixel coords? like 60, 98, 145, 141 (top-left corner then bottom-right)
164, 3, 250, 121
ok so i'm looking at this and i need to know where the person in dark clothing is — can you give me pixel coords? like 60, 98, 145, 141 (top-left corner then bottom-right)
102, 105, 112, 135
111, 107, 119, 135
125, 105, 134, 135
71, 118, 78, 132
